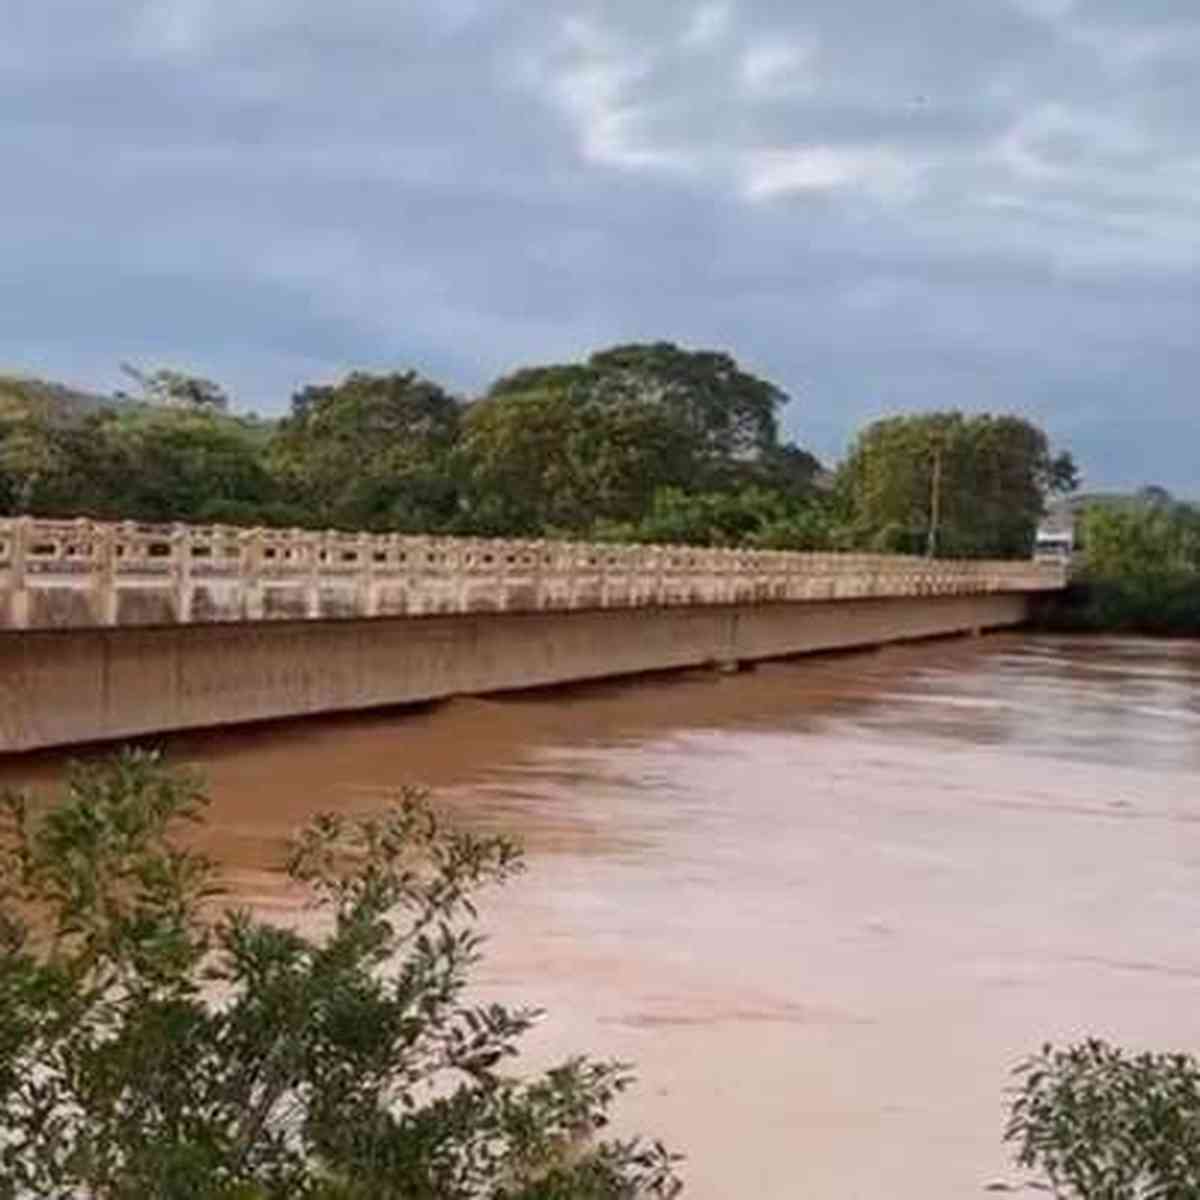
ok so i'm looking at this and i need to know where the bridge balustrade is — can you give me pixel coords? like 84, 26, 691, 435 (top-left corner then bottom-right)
0, 516, 1065, 631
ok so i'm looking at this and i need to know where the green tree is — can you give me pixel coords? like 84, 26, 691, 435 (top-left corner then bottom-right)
70, 407, 281, 524
0, 752, 680, 1199
489, 343, 792, 482
1135, 484, 1174, 512
750, 444, 826, 501
583, 343, 788, 466
487, 364, 597, 402
0, 413, 64, 513
1005, 1039, 1200, 1197
270, 372, 462, 531
1081, 502, 1200, 581
0, 376, 100, 514
469, 342, 809, 537
456, 385, 697, 536
837, 411, 1077, 559
1060, 500, 1200, 634
594, 487, 835, 551
119, 364, 231, 412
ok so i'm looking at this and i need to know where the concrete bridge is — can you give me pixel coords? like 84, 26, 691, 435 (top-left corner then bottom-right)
0, 516, 1064, 752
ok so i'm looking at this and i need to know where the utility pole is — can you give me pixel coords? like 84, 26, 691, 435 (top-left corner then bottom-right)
926, 439, 943, 558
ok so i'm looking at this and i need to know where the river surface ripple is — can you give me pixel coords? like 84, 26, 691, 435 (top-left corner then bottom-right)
5, 634, 1200, 1198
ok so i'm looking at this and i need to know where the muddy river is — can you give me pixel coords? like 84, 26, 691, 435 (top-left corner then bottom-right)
5, 634, 1200, 1197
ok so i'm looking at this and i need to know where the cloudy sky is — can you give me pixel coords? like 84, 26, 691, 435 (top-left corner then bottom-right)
4, 1, 1198, 492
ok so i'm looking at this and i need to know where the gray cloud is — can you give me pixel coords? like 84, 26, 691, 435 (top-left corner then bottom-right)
2, 0, 1197, 492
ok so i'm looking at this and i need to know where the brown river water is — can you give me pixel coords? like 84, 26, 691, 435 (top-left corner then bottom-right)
4, 633, 1200, 1197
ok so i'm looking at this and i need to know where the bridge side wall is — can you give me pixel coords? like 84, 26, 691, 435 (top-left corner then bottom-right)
0, 517, 1064, 632
0, 592, 1031, 752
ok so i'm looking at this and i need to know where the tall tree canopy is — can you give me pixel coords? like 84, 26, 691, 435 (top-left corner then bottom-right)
585, 343, 788, 463
837, 411, 1077, 559
270, 371, 462, 530
489, 342, 792, 474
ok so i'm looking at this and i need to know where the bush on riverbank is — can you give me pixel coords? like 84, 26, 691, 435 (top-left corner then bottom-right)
1038, 499, 1200, 636
0, 751, 680, 1198
1037, 577, 1200, 636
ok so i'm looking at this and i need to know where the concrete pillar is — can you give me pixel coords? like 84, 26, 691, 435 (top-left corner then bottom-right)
243, 529, 263, 621
360, 533, 377, 618
93, 522, 118, 626
305, 530, 321, 619
599, 546, 611, 609
172, 524, 192, 624
10, 516, 30, 629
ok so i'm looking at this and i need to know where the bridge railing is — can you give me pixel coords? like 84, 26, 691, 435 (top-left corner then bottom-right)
0, 516, 1066, 631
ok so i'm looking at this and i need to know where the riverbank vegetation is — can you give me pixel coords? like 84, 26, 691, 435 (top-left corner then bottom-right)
1, 347, 1075, 559
1005, 1039, 1200, 1196
1041, 489, 1200, 636
0, 752, 680, 1198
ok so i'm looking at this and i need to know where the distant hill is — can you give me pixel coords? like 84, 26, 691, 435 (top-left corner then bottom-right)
0, 373, 127, 424
0, 372, 283, 459
1071, 488, 1187, 512
1067, 492, 1138, 510
1043, 488, 1196, 535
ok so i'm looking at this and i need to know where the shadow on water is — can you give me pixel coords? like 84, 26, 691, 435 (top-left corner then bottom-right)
5, 633, 1200, 846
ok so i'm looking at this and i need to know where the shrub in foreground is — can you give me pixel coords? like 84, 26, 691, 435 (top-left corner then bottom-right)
1006, 1038, 1200, 1197
0, 751, 680, 1198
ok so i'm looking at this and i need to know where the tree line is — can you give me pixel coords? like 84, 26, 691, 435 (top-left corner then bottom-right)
0, 344, 1077, 559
